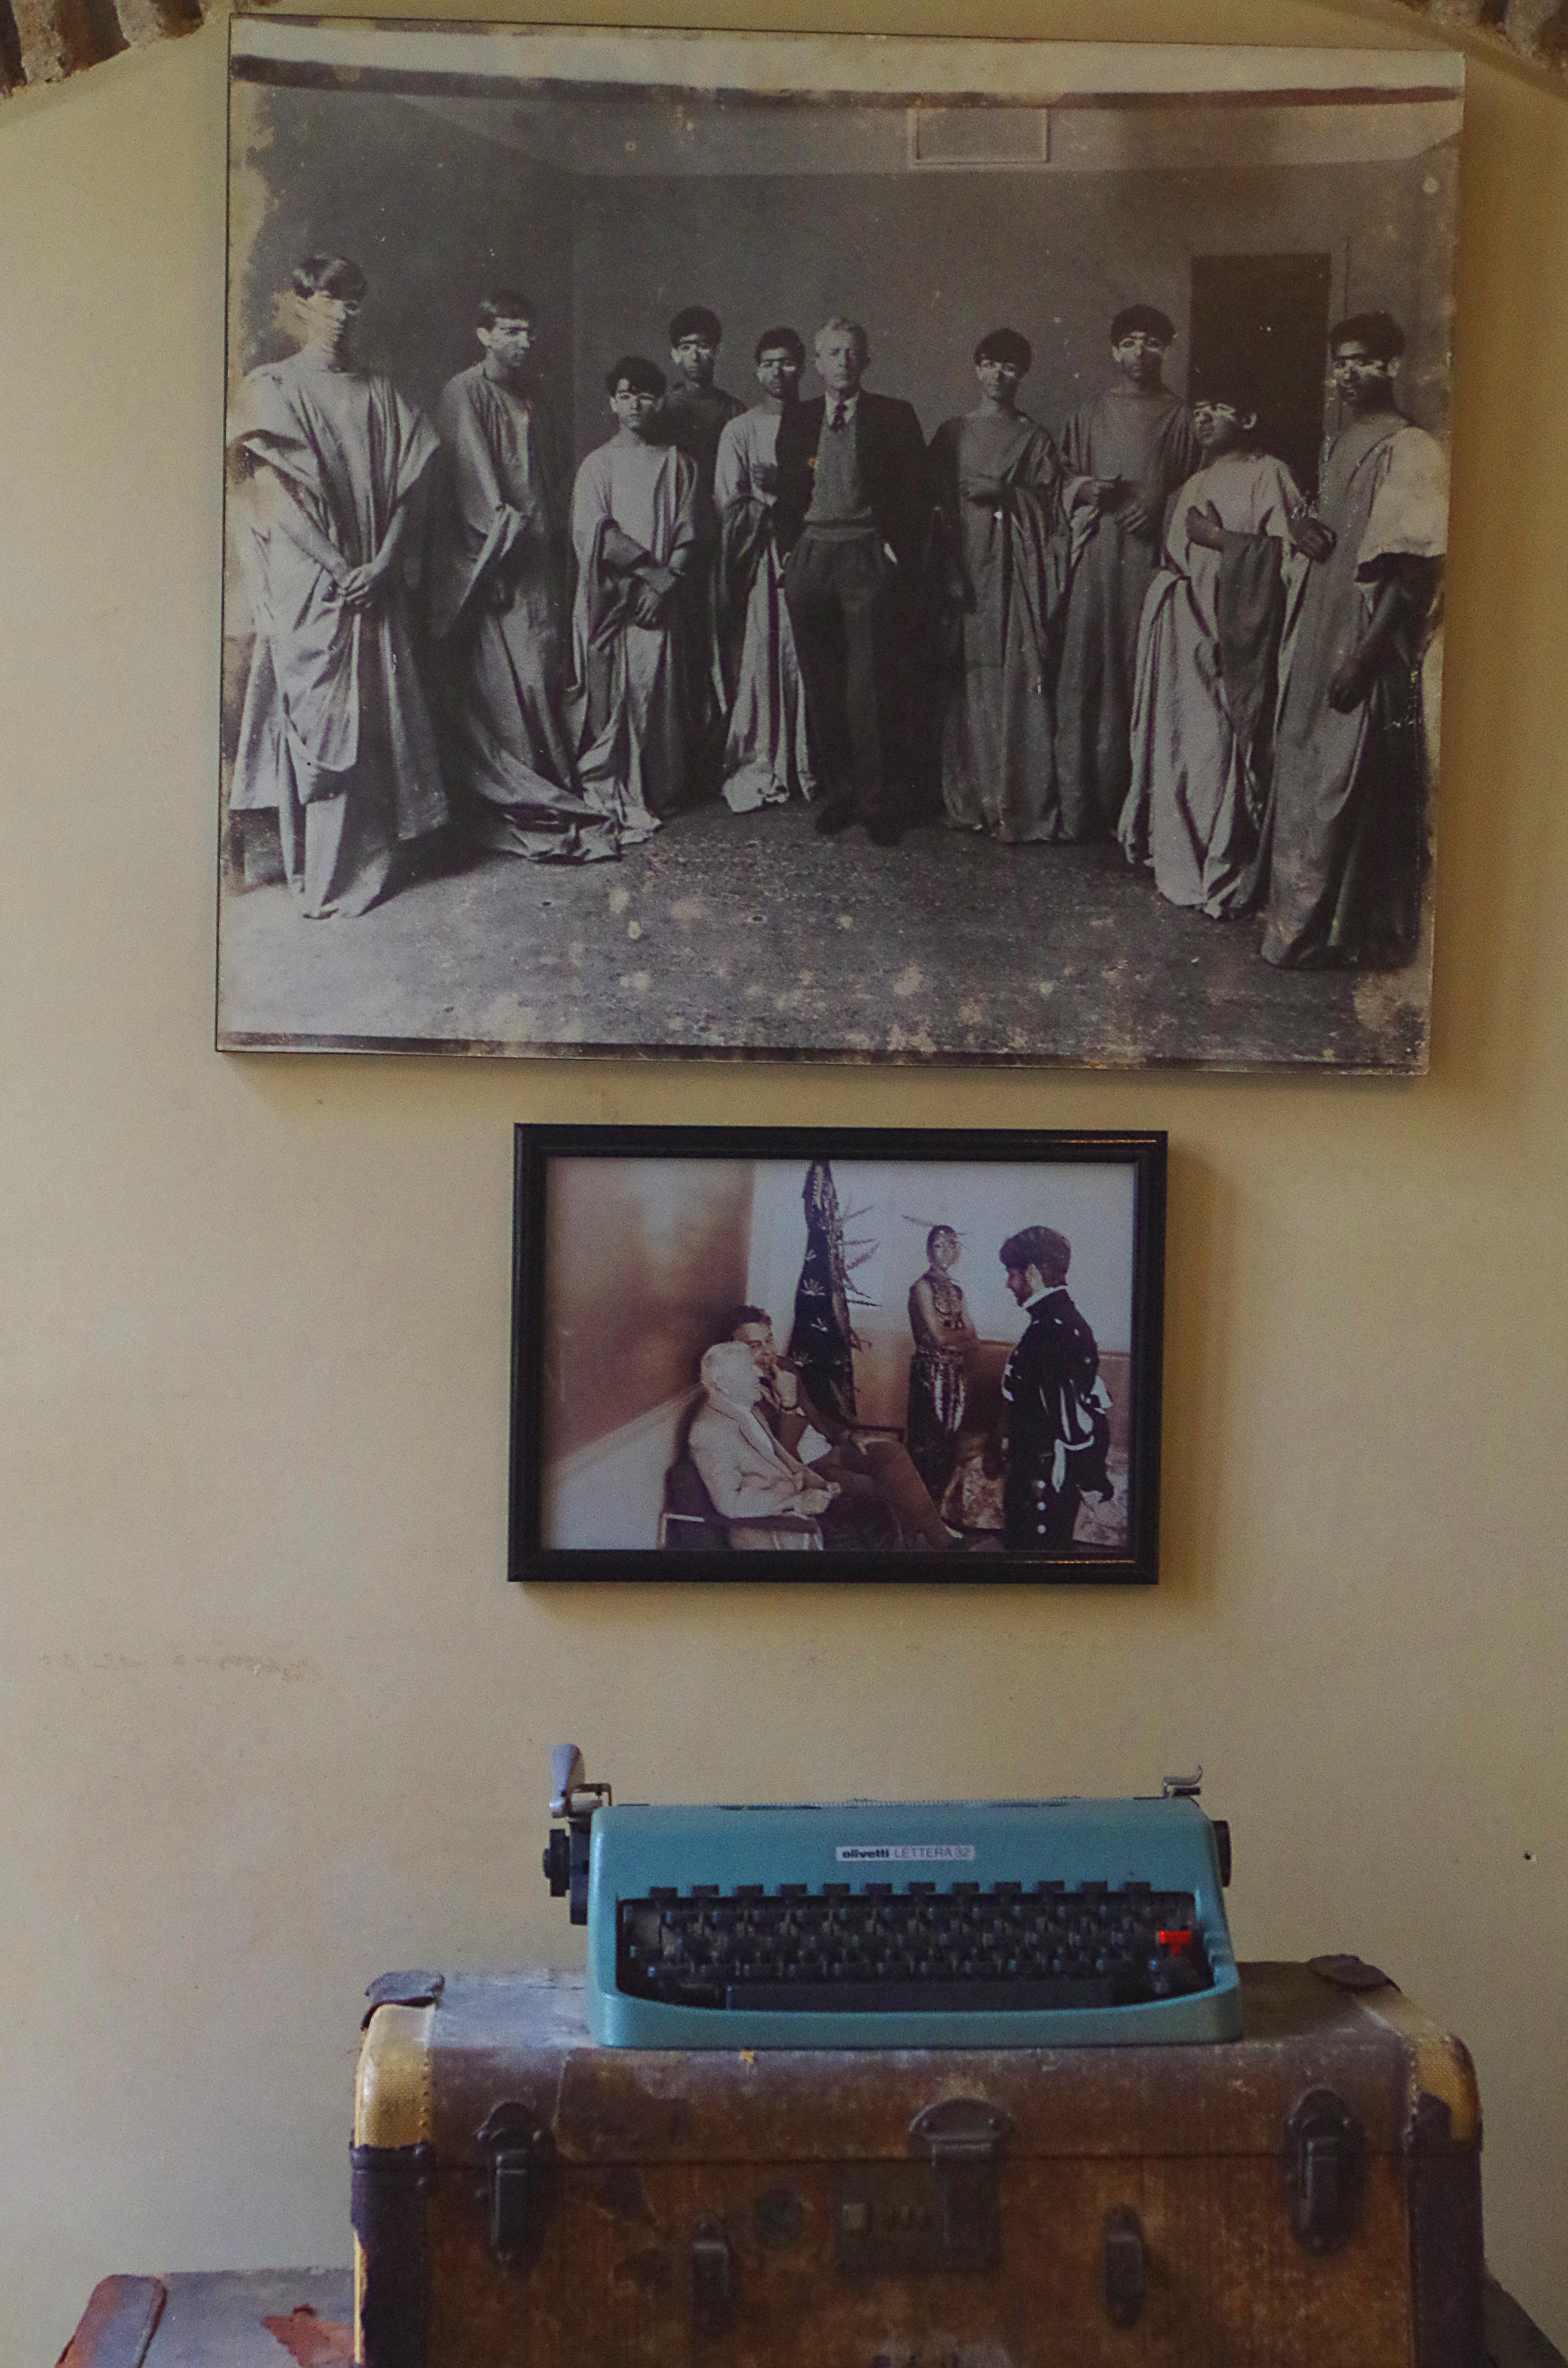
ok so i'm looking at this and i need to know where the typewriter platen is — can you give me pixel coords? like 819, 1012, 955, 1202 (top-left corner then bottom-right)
543, 1748, 1240, 2047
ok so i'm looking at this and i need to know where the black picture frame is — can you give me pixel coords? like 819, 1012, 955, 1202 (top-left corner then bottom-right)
511, 1125, 1165, 1585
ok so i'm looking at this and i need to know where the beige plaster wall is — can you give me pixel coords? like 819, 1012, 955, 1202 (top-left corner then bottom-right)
1, 0, 1565, 2359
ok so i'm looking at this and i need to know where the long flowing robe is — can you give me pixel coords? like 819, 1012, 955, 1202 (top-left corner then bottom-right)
1120, 448, 1307, 918
660, 380, 747, 504
427, 365, 617, 863
927, 408, 1071, 841
1053, 385, 1201, 840
658, 380, 745, 777
712, 406, 814, 811
569, 438, 700, 837
228, 353, 447, 918
1262, 414, 1447, 968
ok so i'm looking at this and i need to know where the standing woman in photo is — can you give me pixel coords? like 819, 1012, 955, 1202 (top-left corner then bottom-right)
906, 1225, 978, 1505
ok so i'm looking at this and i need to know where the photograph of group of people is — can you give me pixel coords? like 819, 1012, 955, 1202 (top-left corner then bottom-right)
679, 1220, 1120, 1559
220, 25, 1460, 1069
529, 1147, 1152, 1569
228, 274, 1444, 963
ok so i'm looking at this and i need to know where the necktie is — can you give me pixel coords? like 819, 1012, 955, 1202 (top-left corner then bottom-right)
829, 398, 848, 431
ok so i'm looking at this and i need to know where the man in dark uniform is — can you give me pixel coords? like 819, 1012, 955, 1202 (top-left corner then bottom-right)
774, 317, 930, 846
995, 1225, 1113, 1549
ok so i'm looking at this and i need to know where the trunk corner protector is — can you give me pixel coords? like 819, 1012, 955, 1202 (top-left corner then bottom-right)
1359, 1990, 1482, 2148
355, 2003, 436, 2150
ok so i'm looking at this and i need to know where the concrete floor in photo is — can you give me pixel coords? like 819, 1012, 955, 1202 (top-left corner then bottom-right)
216, 800, 1431, 1069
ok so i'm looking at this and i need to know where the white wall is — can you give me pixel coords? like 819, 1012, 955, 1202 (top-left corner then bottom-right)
3, 0, 1568, 2359
542, 1391, 696, 1549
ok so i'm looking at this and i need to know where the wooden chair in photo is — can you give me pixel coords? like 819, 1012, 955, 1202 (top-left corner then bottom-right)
658, 1396, 730, 1551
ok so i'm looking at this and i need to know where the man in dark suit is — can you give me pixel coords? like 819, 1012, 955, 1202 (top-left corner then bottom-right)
774, 318, 929, 846
993, 1225, 1114, 1549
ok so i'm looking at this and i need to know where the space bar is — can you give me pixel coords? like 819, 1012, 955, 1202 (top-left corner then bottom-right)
722, 1977, 1116, 2013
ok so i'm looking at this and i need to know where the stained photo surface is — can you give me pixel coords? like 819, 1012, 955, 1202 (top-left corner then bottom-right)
220, 24, 1462, 1069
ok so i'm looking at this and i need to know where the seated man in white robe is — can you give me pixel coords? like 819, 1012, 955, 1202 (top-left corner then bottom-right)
428, 290, 617, 864
227, 252, 447, 918
570, 356, 702, 840
688, 1342, 836, 1551
713, 326, 816, 811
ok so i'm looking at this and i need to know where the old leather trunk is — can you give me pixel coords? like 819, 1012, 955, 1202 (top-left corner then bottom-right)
351, 1963, 1482, 2368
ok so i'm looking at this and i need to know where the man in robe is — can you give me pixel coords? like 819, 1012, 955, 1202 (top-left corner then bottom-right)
569, 356, 702, 839
1262, 312, 1447, 968
712, 326, 816, 811
428, 291, 617, 864
1054, 304, 1201, 841
657, 305, 745, 790
993, 1226, 1114, 1551
659, 305, 747, 507
774, 318, 931, 847
227, 253, 447, 918
928, 327, 1073, 842
1119, 374, 1308, 918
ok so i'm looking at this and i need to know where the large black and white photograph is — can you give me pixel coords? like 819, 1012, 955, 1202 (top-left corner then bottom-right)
510, 1127, 1165, 1583
220, 25, 1461, 1069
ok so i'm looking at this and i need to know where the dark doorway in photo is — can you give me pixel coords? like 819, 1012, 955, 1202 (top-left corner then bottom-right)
1189, 250, 1334, 494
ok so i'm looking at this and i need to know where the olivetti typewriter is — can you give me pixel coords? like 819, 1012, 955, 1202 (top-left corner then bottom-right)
543, 1747, 1240, 2047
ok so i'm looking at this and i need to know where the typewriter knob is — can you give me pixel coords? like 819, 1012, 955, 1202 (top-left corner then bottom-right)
542, 1830, 572, 1898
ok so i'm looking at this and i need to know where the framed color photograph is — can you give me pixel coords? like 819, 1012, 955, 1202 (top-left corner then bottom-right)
510, 1126, 1166, 1584
219, 22, 1460, 1072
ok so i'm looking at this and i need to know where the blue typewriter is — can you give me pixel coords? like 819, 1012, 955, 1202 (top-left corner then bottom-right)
542, 1748, 1241, 2048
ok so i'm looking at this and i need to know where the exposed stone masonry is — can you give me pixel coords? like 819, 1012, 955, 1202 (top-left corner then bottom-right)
1, 0, 1566, 105
0, 0, 205, 97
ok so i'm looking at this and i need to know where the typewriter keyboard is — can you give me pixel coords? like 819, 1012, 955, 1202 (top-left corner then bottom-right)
616, 1881, 1214, 2013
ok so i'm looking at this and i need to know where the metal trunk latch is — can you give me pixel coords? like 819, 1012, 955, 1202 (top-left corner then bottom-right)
910, 2098, 1011, 2269
691, 2217, 735, 2339
477, 2106, 555, 2267
835, 2100, 1010, 2278
1285, 2087, 1362, 2253
1102, 2206, 1147, 2327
